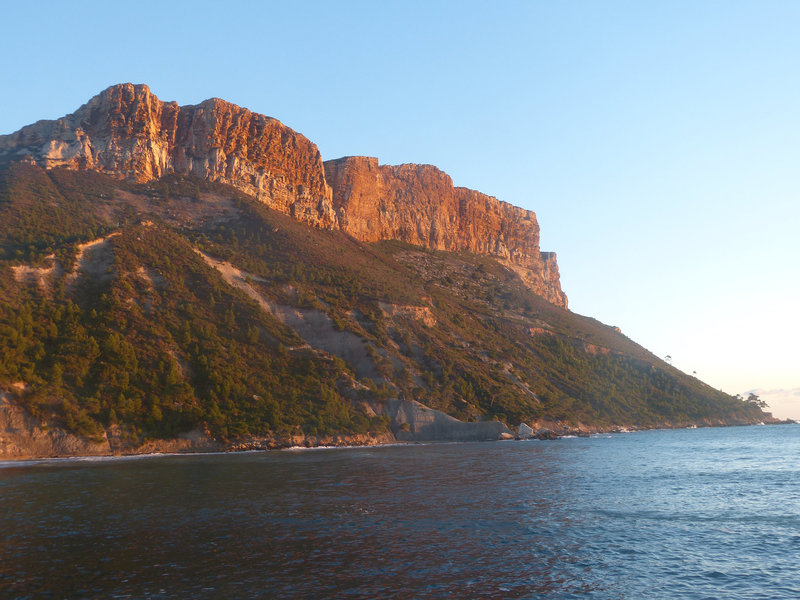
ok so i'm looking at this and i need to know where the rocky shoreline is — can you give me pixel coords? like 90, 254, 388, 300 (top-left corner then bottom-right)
2, 389, 787, 461
2, 415, 788, 463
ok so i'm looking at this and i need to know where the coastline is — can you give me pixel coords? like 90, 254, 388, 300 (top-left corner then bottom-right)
3, 386, 788, 461
1, 417, 791, 463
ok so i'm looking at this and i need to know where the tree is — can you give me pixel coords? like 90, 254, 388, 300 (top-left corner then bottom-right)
746, 393, 768, 409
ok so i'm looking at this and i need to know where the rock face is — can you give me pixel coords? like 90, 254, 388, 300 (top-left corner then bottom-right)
0, 393, 110, 458
381, 398, 512, 442
0, 83, 567, 306
325, 156, 568, 307
0, 83, 336, 228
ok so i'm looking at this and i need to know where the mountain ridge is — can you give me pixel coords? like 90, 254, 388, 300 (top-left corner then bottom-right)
0, 83, 567, 308
0, 87, 774, 458
324, 156, 567, 306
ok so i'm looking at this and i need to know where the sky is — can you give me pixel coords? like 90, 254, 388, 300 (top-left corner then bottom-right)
2, 1, 798, 418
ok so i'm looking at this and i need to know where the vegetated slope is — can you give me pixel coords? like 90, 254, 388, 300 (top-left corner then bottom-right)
0, 164, 768, 450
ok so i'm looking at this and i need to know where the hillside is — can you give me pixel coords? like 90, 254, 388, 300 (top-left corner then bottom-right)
0, 163, 769, 456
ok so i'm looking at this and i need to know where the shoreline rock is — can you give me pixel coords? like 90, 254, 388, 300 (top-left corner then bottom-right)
1, 393, 784, 461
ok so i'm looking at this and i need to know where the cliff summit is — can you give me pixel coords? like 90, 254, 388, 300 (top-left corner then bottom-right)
0, 83, 567, 307
325, 156, 566, 306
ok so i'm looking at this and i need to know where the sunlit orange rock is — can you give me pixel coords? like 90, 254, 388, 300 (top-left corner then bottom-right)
0, 84, 567, 306
0, 83, 336, 228
325, 156, 567, 307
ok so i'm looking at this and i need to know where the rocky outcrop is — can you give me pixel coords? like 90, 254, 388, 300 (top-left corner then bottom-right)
325, 156, 567, 307
0, 392, 223, 459
0, 392, 394, 459
380, 398, 512, 442
0, 83, 567, 306
0, 393, 110, 458
0, 83, 336, 228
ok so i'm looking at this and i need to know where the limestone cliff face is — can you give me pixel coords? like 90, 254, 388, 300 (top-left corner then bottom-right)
0, 84, 567, 306
0, 83, 336, 228
325, 156, 568, 307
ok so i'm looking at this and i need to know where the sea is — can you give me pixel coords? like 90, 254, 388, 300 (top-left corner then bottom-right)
1, 424, 799, 599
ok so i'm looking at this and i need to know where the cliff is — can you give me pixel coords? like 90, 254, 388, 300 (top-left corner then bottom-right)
325, 156, 567, 307
0, 83, 565, 306
0, 83, 336, 228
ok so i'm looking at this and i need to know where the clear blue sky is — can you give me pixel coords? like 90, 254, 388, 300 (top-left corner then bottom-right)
3, 1, 799, 417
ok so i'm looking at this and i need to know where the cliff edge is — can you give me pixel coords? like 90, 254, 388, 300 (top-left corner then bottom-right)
0, 83, 566, 306
0, 83, 336, 228
325, 156, 567, 307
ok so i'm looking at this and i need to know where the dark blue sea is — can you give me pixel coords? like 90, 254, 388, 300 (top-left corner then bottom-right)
2, 424, 799, 599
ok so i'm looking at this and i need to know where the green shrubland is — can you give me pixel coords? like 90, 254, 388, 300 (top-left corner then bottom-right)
0, 164, 767, 442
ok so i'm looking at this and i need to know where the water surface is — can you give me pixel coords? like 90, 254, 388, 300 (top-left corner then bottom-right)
2, 425, 799, 599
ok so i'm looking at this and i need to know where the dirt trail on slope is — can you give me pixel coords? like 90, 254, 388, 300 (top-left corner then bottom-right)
11, 254, 62, 289
66, 232, 121, 286
195, 250, 384, 381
